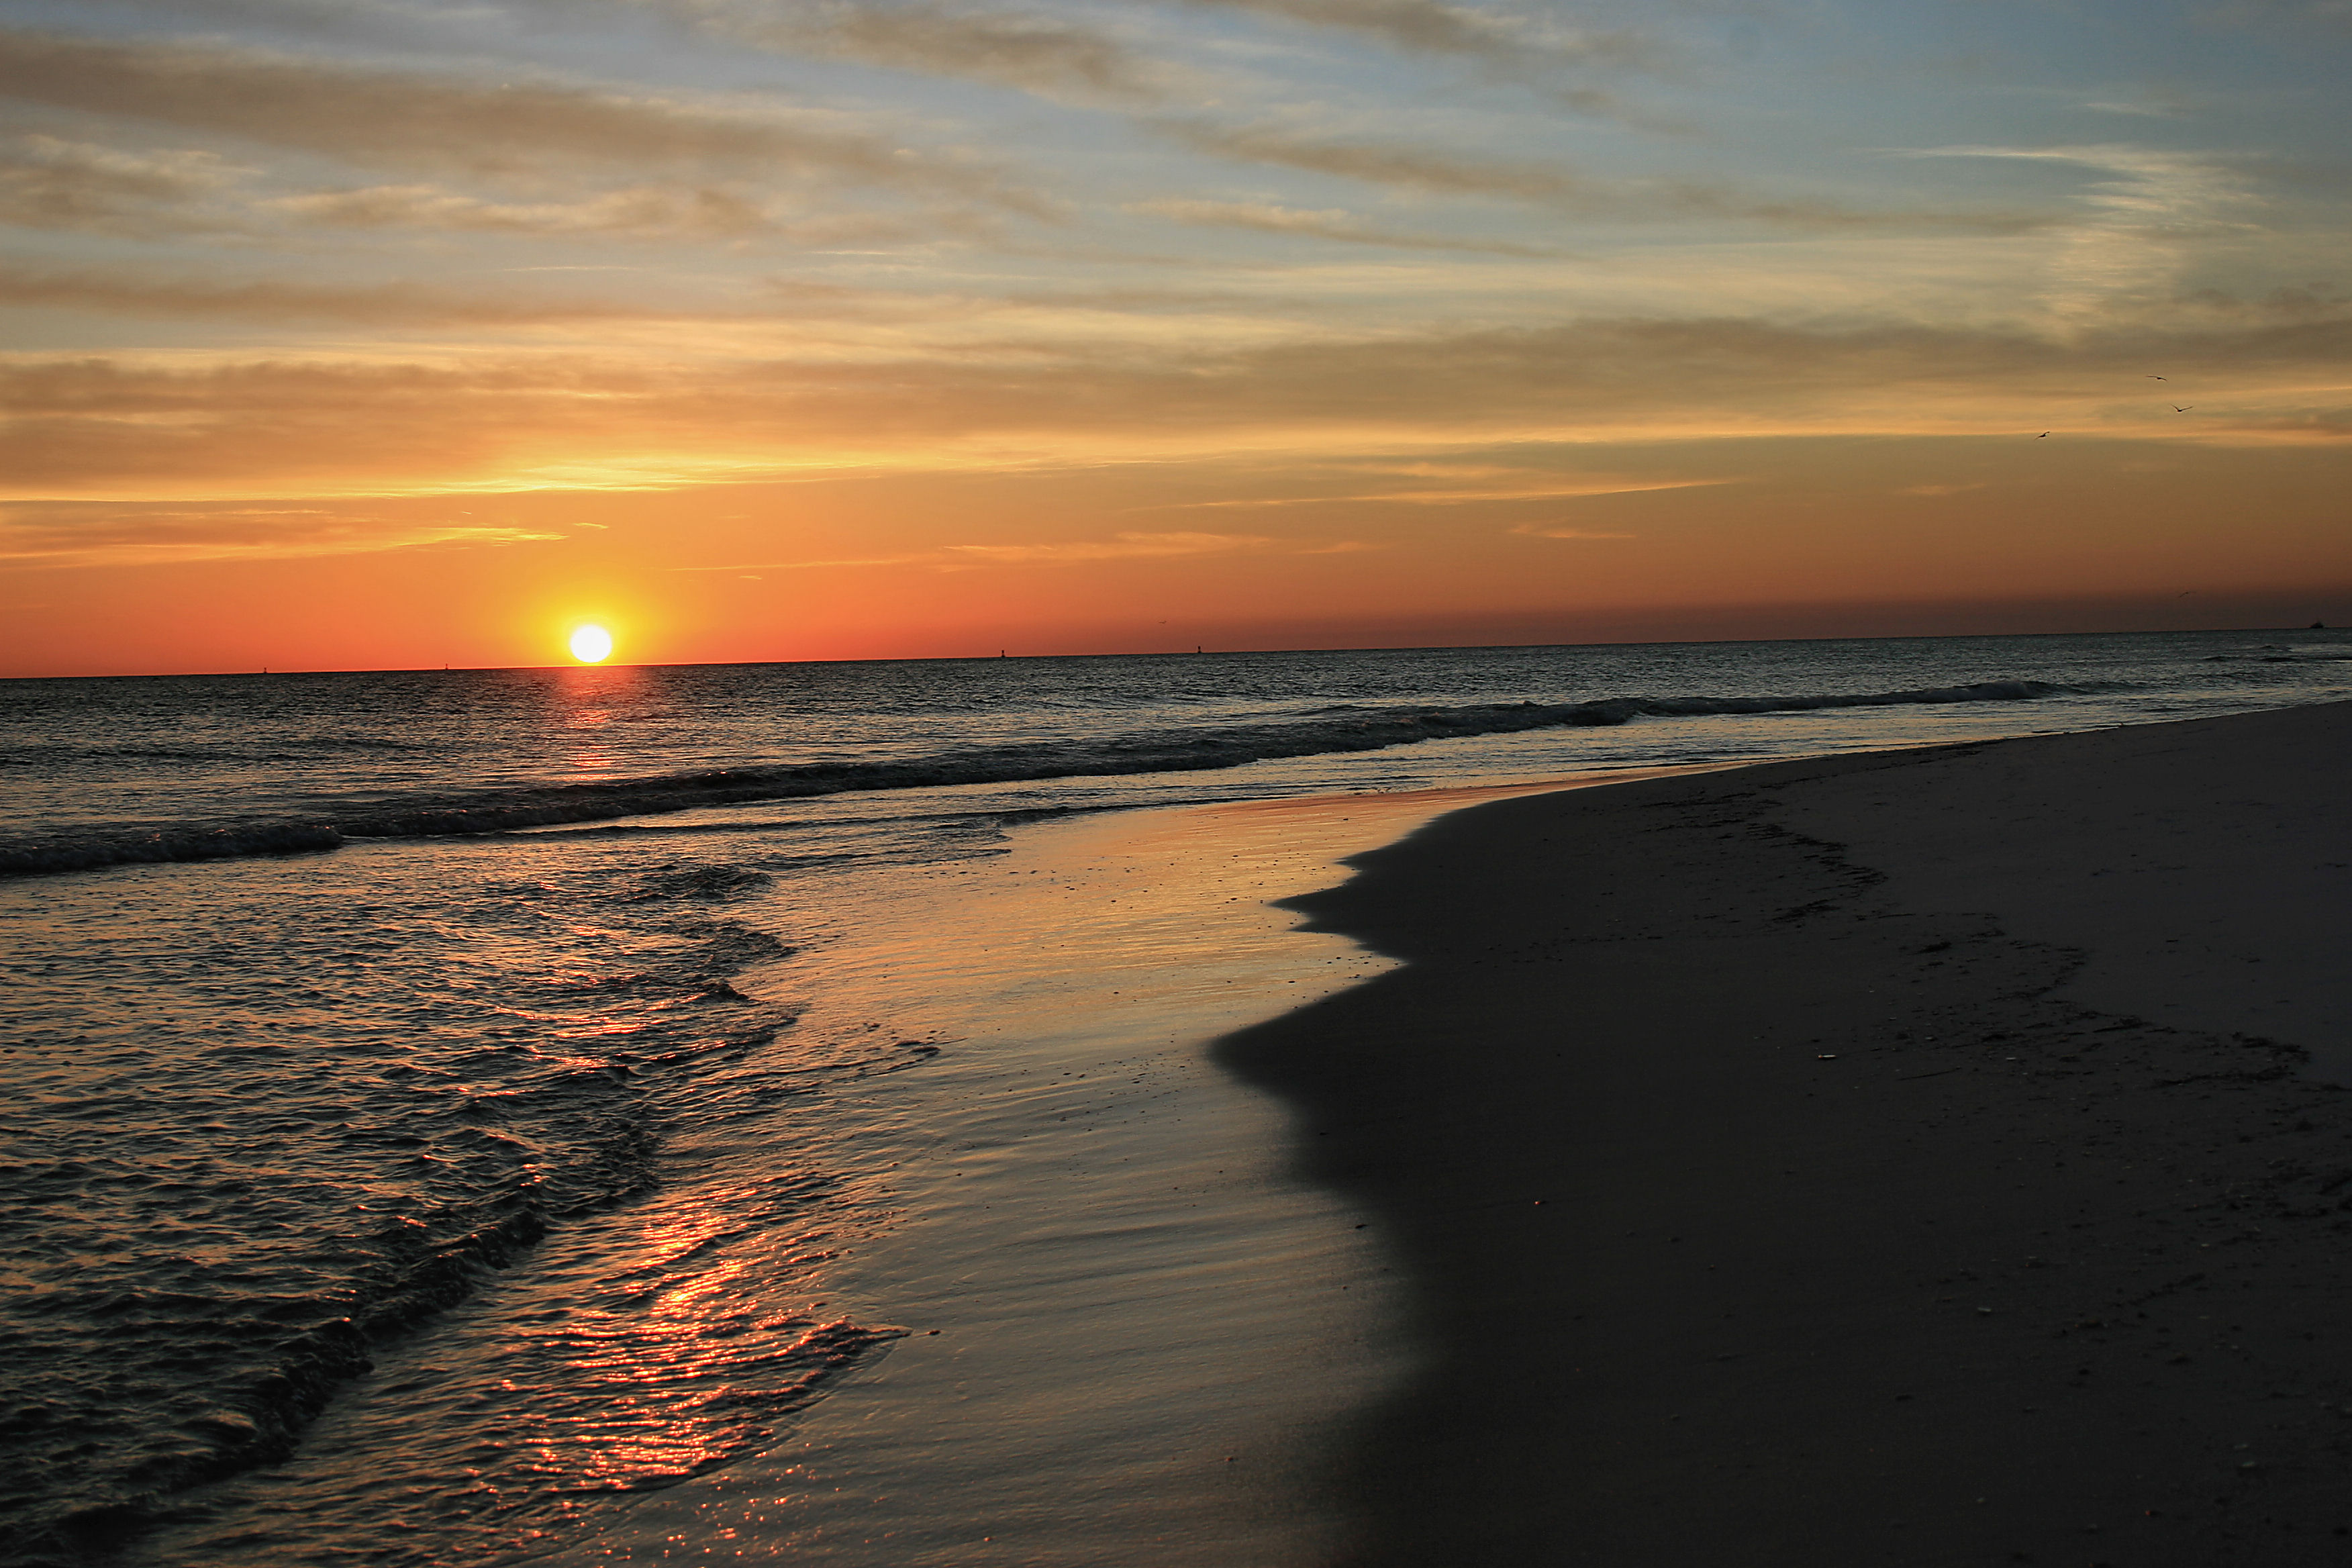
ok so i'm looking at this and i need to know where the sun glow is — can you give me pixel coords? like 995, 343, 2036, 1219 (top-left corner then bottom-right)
569, 624, 614, 663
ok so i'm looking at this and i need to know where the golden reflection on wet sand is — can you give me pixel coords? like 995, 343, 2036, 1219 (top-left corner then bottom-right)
572, 766, 1724, 1566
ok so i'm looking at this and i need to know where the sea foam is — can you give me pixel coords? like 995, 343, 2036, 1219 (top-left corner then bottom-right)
0, 679, 2078, 878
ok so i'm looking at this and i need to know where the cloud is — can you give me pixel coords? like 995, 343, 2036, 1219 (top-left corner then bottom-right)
0, 131, 237, 236
0, 500, 557, 567
669, 531, 1281, 572
1157, 119, 2049, 232
0, 264, 681, 325
944, 529, 1268, 561
267, 181, 781, 238
669, 552, 935, 571
1182, 0, 1654, 68
1176, 476, 1726, 505
1173, 0, 1667, 121
636, 0, 1175, 103
1904, 144, 2261, 321
1126, 196, 1565, 255
1509, 523, 1633, 539
1159, 117, 1599, 203
0, 26, 1040, 208
10, 312, 2351, 501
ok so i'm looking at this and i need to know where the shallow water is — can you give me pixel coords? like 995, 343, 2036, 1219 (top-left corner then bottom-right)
3, 629, 2347, 1564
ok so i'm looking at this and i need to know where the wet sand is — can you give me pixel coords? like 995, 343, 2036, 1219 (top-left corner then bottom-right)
1220, 699, 2352, 1565
566, 773, 1713, 1566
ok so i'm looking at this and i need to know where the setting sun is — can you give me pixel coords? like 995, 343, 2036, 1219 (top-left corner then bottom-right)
569, 624, 614, 664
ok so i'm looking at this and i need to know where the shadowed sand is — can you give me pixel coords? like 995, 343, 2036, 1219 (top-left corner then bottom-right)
1221, 700, 2352, 1566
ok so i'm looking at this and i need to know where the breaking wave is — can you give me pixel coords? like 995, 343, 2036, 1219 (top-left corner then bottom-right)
0, 679, 2082, 877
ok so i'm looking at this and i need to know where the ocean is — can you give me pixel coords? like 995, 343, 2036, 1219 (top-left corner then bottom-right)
5, 628, 2347, 1566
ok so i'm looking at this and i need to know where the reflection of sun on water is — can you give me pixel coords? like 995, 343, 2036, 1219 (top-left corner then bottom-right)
569, 625, 614, 664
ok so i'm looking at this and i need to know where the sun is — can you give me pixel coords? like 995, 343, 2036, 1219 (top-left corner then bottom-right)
569, 624, 614, 664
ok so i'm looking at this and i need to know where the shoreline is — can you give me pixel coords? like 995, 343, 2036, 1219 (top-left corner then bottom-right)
1219, 699, 2352, 1564
560, 771, 1718, 1565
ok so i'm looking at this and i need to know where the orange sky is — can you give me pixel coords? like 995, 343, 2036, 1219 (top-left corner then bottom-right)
3, 5, 2349, 675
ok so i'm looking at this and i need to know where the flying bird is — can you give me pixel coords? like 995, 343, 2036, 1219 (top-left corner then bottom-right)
2037, 430, 2049, 438
2173, 405, 2194, 412
2148, 375, 2167, 381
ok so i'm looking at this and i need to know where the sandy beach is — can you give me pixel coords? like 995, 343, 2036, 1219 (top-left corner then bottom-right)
1222, 698, 2352, 1565
89, 698, 2347, 1567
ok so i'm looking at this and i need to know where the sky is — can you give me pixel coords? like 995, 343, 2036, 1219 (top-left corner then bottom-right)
1, 0, 2348, 675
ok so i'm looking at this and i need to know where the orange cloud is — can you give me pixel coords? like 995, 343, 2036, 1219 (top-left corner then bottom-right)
8, 313, 2347, 514
1509, 523, 1636, 540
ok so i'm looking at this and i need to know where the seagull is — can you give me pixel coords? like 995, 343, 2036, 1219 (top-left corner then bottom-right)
2037, 430, 2049, 437
2173, 405, 2194, 412
2148, 375, 2167, 381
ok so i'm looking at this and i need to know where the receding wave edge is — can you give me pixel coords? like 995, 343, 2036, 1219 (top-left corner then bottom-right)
0, 679, 2078, 877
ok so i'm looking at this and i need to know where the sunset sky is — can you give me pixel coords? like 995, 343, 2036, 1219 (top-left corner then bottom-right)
3, 0, 2348, 675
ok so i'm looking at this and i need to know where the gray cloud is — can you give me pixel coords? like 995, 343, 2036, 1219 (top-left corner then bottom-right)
0, 264, 684, 326
0, 26, 1042, 209
1175, 0, 1673, 124
1160, 119, 2052, 232
1182, 0, 1656, 70
0, 131, 234, 236
1127, 196, 1567, 254
1159, 117, 1600, 200
643, 0, 1173, 101
269, 182, 780, 239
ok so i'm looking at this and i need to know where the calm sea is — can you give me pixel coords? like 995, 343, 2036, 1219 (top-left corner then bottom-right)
4, 630, 2347, 1565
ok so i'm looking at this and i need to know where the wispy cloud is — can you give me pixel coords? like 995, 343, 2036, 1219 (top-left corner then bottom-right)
1126, 196, 1565, 255
0, 132, 238, 236
1905, 144, 2261, 322
1183, 0, 1655, 67
669, 552, 934, 571
944, 529, 1269, 560
1509, 522, 1634, 539
268, 182, 781, 238
11, 312, 2351, 501
1175, 0, 1667, 121
636, 0, 1178, 103
0, 264, 680, 325
0, 501, 557, 567
0, 26, 1044, 209
1159, 119, 2051, 232
669, 530, 1290, 572
2082, 100, 2182, 118
1175, 475, 1726, 506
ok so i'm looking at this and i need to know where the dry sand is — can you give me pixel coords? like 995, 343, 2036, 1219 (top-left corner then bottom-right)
1222, 700, 2352, 1566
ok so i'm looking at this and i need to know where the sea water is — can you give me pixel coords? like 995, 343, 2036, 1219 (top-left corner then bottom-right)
3, 630, 2346, 1565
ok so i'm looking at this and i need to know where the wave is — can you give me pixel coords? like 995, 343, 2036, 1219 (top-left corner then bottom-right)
0, 679, 2081, 878
2202, 651, 2352, 663
1, 735, 430, 768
